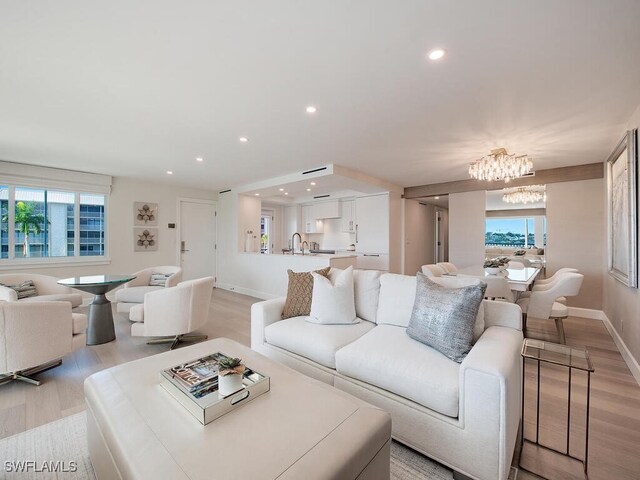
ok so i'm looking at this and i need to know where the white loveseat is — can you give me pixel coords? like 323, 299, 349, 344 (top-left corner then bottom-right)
251, 269, 523, 480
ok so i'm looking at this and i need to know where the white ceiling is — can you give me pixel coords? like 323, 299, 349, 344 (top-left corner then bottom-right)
1, 1, 640, 191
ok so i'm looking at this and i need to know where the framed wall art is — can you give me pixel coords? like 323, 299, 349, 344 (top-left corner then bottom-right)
606, 128, 638, 288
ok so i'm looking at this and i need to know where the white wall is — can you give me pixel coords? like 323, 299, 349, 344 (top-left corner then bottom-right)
237, 194, 261, 253
546, 179, 604, 309
404, 200, 435, 274
449, 191, 486, 268
0, 176, 217, 279
604, 102, 640, 368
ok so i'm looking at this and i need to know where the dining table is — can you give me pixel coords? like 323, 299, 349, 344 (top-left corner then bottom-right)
445, 266, 541, 292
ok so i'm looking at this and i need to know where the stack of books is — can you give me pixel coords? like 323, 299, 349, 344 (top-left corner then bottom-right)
160, 352, 270, 425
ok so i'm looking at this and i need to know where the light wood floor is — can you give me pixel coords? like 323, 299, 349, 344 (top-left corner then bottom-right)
1, 289, 639, 480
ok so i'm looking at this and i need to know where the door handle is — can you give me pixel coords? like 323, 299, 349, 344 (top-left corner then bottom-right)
180, 241, 189, 253
363, 254, 380, 257
355, 224, 358, 243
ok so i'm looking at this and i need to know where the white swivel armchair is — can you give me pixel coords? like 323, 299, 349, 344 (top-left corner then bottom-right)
0, 273, 83, 308
129, 277, 214, 349
516, 273, 584, 344
0, 301, 87, 386
115, 266, 182, 313
421, 264, 446, 277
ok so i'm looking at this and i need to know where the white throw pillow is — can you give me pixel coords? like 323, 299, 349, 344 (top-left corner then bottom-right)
309, 266, 358, 325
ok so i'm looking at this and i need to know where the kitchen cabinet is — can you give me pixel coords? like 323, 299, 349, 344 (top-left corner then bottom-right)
313, 201, 341, 219
302, 205, 323, 234
355, 253, 389, 271
355, 194, 389, 254
341, 200, 356, 233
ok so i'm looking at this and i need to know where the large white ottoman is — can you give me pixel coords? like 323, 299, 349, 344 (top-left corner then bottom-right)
85, 337, 391, 480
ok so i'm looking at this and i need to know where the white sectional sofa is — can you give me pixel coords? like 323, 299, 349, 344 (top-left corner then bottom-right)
251, 269, 523, 480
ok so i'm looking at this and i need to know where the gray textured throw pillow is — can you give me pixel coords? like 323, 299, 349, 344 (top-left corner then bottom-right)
406, 273, 486, 363
149, 273, 171, 287
1, 280, 38, 299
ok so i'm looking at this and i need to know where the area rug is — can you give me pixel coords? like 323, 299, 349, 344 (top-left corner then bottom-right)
0, 412, 516, 479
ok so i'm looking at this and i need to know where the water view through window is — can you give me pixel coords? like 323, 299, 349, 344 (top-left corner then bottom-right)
486, 217, 545, 248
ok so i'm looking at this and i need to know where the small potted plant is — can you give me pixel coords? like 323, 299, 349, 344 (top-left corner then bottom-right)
218, 357, 246, 396
514, 249, 526, 256
483, 259, 501, 275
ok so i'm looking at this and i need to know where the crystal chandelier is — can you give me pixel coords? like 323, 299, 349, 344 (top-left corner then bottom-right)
468, 148, 532, 183
502, 185, 546, 204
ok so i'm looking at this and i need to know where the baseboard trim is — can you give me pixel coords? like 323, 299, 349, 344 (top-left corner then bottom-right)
215, 283, 275, 300
566, 307, 606, 320
600, 312, 640, 386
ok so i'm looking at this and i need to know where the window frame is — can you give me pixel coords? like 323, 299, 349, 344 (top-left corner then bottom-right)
0, 183, 110, 268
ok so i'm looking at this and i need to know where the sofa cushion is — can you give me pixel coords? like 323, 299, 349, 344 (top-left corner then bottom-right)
282, 267, 331, 319
335, 325, 460, 417
19, 293, 83, 308
376, 274, 417, 327
406, 274, 486, 363
265, 316, 375, 368
71, 313, 88, 334
115, 286, 162, 304
310, 267, 357, 325
329, 269, 382, 323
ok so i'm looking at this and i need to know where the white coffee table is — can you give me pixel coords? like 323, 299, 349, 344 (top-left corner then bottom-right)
85, 338, 391, 480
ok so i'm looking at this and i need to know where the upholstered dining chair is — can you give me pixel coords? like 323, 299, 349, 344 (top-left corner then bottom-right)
483, 276, 515, 303
115, 266, 182, 313
0, 301, 87, 386
516, 273, 584, 344
128, 276, 214, 349
421, 264, 446, 277
521, 268, 580, 305
436, 262, 458, 273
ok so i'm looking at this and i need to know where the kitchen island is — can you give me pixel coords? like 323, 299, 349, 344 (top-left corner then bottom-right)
217, 252, 357, 299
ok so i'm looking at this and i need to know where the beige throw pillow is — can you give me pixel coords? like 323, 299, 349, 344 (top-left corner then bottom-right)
282, 267, 331, 319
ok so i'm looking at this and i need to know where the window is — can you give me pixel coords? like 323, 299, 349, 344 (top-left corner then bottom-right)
486, 217, 546, 248
0, 185, 107, 262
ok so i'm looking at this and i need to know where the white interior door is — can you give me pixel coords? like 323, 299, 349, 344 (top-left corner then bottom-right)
179, 199, 216, 281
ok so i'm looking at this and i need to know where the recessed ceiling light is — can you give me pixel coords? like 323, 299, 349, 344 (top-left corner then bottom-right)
279, 188, 284, 192
306, 188, 311, 192
239, 137, 248, 143
434, 196, 440, 200
427, 48, 446, 60
284, 192, 289, 195
196, 157, 203, 162
254, 193, 260, 196
166, 170, 173, 175
306, 106, 317, 114
310, 182, 316, 186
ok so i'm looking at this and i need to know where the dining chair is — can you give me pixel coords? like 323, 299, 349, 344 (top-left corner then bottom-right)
516, 273, 584, 344
521, 268, 580, 305
437, 262, 458, 273
421, 264, 446, 277
483, 276, 515, 303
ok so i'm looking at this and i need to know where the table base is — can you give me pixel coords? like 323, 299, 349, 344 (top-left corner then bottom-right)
87, 294, 116, 346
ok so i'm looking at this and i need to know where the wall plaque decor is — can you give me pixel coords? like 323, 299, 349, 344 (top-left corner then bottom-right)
134, 228, 158, 252
134, 202, 158, 226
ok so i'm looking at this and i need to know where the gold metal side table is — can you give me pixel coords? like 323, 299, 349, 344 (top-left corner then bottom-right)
520, 338, 594, 479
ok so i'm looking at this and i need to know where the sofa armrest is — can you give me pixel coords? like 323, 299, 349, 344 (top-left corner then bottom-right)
251, 297, 286, 351
165, 271, 182, 288
483, 300, 522, 330
0, 285, 18, 302
459, 326, 523, 480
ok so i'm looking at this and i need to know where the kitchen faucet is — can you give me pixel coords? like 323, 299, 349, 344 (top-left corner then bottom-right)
291, 232, 302, 255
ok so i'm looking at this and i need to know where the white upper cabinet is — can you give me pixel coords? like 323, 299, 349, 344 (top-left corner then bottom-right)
341, 200, 356, 233
302, 205, 323, 233
311, 200, 340, 219
355, 194, 389, 254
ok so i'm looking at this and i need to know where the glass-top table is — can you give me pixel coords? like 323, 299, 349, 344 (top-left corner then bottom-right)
520, 339, 594, 478
59, 274, 135, 345
446, 266, 541, 292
